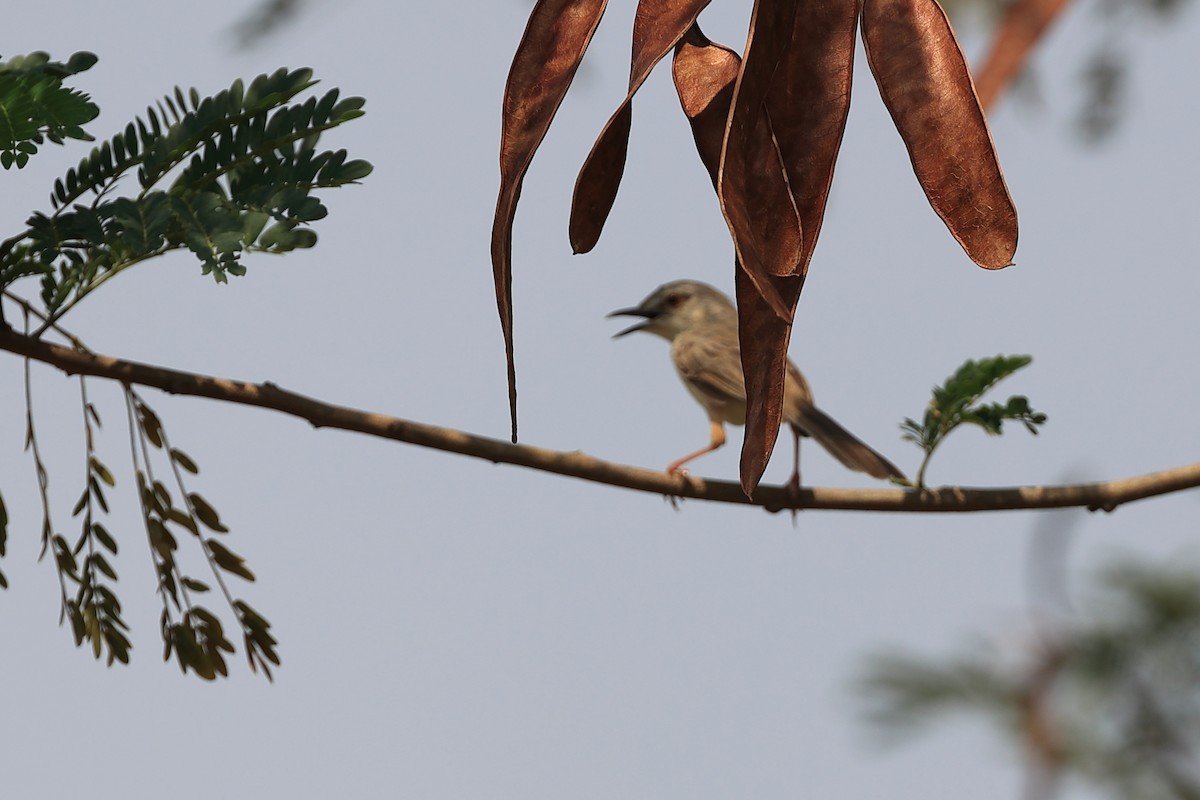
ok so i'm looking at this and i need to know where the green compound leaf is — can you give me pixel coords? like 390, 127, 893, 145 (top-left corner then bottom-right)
2, 65, 371, 324
903, 355, 1047, 487
0, 51, 99, 170
207, 539, 255, 582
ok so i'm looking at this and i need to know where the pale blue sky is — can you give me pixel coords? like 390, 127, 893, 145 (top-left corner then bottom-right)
2, 1, 1199, 797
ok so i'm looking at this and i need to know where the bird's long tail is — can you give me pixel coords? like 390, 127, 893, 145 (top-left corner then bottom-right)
792, 406, 906, 482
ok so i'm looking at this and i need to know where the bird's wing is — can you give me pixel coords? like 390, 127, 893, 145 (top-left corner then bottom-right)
672, 328, 747, 406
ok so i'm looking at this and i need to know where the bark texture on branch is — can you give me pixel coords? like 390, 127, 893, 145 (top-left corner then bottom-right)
2, 326, 1197, 514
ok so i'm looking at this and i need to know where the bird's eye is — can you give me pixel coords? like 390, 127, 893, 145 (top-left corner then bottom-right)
665, 292, 685, 308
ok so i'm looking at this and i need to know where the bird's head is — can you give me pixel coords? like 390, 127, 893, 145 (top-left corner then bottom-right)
608, 280, 736, 341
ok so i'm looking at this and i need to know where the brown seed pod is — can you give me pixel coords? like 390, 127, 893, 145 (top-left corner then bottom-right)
861, 0, 1018, 270
570, 0, 714, 255
673, 22, 804, 495
492, 0, 609, 441
765, 0, 858, 272
717, 0, 804, 285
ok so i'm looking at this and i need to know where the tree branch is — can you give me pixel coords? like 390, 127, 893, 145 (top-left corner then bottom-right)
2, 325, 1197, 513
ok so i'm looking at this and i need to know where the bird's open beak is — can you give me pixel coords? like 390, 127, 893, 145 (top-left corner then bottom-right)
607, 306, 658, 338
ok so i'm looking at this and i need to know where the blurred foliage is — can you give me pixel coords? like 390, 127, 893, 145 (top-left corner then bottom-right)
859, 555, 1200, 798
232, 0, 307, 47
943, 0, 1196, 140
901, 355, 1047, 487
0, 51, 99, 169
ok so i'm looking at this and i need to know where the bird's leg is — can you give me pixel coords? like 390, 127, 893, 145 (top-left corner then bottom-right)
667, 420, 726, 475
786, 424, 803, 501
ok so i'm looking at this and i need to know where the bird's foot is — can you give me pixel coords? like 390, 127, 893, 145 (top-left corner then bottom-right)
785, 470, 803, 501
663, 466, 690, 510
785, 471, 803, 525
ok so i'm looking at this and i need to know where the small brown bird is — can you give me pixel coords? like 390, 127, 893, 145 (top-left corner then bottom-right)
610, 280, 906, 488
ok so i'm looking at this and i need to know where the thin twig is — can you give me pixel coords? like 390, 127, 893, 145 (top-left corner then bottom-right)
2, 324, 1198, 514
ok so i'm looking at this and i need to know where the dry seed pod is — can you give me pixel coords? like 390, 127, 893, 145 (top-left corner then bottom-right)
673, 22, 805, 495
717, 0, 805, 285
765, 0, 858, 271
672, 26, 739, 188
735, 268, 804, 496
491, 0, 609, 440
862, 0, 1018, 270
570, 0, 713, 254
672, 26, 791, 317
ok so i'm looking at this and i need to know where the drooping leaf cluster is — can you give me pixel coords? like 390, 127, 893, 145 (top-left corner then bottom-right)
14, 322, 278, 679
859, 555, 1200, 798
0, 51, 99, 169
901, 354, 1047, 486
492, 0, 1019, 495
127, 393, 278, 680
52, 394, 131, 665
0, 65, 371, 329
22, 373, 131, 665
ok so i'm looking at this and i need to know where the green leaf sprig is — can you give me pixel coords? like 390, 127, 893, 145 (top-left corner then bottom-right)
902, 355, 1047, 488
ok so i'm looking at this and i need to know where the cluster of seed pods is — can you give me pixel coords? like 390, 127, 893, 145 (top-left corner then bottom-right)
492, 0, 1018, 494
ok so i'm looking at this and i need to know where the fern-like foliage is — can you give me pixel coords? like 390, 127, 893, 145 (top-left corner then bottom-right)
0, 65, 371, 327
0, 51, 99, 169
901, 355, 1047, 487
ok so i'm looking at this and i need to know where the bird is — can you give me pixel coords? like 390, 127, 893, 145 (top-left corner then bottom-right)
609, 280, 906, 489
